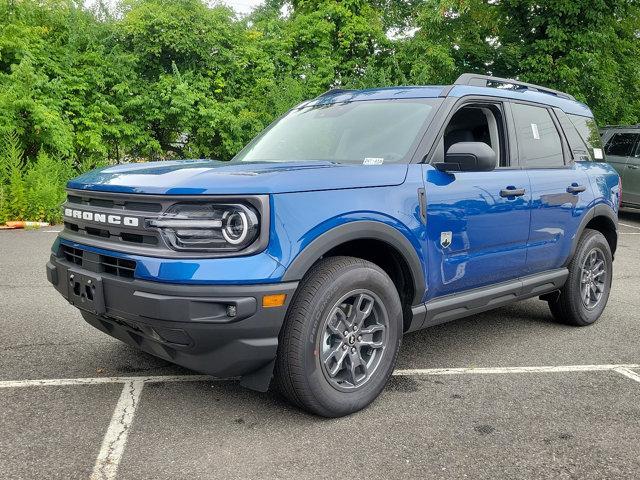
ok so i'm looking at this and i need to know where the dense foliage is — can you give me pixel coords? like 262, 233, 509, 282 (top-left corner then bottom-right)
1, 0, 639, 222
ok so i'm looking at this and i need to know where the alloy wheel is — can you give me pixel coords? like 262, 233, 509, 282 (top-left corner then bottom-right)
319, 290, 389, 391
580, 247, 607, 310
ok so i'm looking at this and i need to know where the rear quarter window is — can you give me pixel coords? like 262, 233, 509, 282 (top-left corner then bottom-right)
567, 114, 603, 161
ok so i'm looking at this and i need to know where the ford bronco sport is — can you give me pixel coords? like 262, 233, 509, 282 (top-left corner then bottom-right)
47, 74, 620, 417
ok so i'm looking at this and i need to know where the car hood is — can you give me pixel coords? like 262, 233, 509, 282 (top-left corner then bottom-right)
67, 160, 408, 195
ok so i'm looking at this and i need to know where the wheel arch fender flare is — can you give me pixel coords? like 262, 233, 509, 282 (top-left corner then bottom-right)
567, 204, 618, 264
281, 220, 426, 305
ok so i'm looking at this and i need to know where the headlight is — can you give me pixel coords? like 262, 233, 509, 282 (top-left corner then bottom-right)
148, 202, 260, 252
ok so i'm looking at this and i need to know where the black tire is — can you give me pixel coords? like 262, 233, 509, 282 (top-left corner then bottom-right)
548, 229, 613, 326
274, 256, 403, 417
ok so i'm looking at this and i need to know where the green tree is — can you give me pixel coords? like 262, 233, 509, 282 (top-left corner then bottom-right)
0, 0, 135, 165
405, 0, 640, 125
255, 0, 391, 92
494, 0, 640, 125
0, 0, 638, 224
114, 0, 283, 159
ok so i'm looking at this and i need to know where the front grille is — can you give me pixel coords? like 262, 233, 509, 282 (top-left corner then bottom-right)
66, 195, 162, 213
61, 189, 268, 258
60, 244, 137, 279
62, 191, 162, 250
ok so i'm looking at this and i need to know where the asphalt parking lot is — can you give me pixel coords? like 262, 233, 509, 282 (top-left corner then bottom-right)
1, 211, 639, 480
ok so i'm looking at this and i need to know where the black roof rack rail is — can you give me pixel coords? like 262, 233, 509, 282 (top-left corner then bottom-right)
600, 124, 640, 129
454, 74, 576, 101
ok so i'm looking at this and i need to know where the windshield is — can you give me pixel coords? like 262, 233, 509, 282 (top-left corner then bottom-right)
233, 99, 441, 164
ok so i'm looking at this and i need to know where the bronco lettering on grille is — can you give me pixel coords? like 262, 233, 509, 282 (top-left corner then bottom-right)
64, 208, 140, 227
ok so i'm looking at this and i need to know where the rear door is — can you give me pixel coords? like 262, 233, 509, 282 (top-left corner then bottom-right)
509, 102, 591, 275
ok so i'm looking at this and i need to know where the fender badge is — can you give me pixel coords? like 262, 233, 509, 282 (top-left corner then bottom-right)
440, 231, 452, 248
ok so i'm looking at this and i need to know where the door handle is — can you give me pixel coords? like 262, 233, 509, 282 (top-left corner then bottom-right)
500, 187, 526, 198
567, 184, 587, 194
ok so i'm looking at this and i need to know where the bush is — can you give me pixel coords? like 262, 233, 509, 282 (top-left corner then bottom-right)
1, 131, 27, 221
24, 150, 72, 223
0, 185, 6, 225
0, 132, 73, 224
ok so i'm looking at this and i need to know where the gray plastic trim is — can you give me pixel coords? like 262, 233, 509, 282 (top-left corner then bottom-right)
281, 221, 426, 305
420, 268, 569, 329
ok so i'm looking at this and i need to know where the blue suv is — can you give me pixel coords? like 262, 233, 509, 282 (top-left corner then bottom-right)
47, 74, 620, 417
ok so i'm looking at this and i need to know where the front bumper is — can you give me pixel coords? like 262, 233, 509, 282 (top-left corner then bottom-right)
46, 253, 298, 386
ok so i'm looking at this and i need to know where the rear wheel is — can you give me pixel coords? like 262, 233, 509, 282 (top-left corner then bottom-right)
548, 229, 613, 326
274, 256, 402, 417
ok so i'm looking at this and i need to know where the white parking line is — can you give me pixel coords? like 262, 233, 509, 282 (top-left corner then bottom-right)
0, 375, 213, 389
393, 364, 640, 376
613, 367, 640, 384
619, 222, 640, 231
2, 364, 639, 389
91, 380, 144, 480
620, 232, 640, 235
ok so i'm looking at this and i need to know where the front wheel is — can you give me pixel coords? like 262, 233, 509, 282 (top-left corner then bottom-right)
274, 256, 402, 417
548, 229, 613, 326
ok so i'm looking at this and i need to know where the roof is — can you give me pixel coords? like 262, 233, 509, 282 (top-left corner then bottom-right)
305, 74, 593, 117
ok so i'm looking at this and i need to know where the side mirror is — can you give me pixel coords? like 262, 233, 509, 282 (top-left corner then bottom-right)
435, 142, 497, 172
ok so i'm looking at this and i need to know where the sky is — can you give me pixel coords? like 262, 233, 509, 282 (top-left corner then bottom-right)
219, 0, 264, 15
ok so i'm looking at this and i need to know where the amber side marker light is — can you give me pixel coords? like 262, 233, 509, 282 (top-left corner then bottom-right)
263, 294, 287, 308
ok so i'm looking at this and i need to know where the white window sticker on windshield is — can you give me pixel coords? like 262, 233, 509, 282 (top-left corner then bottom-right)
593, 148, 604, 160
531, 123, 540, 140
363, 157, 384, 165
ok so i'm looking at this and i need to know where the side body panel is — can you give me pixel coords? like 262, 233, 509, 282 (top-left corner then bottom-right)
517, 104, 619, 275
421, 165, 531, 301
584, 161, 622, 216
524, 164, 592, 274
274, 164, 427, 302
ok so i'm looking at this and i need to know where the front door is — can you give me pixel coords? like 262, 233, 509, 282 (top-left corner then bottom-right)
422, 101, 531, 301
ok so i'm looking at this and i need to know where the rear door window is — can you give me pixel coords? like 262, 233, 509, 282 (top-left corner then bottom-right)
512, 103, 565, 168
604, 133, 640, 157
